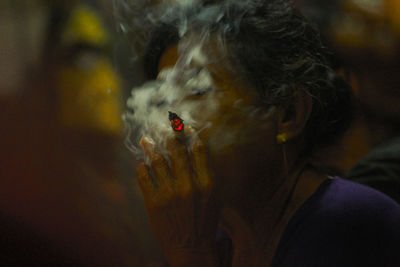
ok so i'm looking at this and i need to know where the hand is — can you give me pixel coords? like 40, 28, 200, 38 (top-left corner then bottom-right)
137, 129, 219, 266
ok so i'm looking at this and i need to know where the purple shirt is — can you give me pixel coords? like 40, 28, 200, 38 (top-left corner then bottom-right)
217, 178, 400, 266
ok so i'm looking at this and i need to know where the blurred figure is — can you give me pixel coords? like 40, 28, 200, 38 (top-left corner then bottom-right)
0, 0, 158, 265
296, 0, 400, 202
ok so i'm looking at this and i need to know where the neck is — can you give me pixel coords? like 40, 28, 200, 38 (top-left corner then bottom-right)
219, 159, 326, 266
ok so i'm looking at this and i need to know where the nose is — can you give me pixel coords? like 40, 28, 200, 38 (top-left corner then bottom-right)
156, 100, 166, 107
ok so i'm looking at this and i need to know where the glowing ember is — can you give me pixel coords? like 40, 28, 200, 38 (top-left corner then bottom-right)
169, 111, 184, 132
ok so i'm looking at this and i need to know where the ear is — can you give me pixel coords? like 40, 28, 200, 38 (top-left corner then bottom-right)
276, 89, 313, 143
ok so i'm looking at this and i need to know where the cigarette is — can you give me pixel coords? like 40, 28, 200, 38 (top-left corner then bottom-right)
168, 111, 186, 141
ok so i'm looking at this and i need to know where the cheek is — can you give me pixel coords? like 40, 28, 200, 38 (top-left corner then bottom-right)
200, 105, 276, 157
187, 85, 275, 154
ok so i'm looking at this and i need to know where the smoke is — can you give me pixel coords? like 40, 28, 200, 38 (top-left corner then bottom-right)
113, 0, 199, 60
113, 0, 264, 60
122, 34, 221, 163
118, 0, 276, 163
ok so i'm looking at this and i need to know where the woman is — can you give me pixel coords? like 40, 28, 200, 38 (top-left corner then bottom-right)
133, 0, 400, 266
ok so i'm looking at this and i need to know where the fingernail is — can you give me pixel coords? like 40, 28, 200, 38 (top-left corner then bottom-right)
144, 136, 155, 144
140, 136, 155, 151
184, 125, 195, 135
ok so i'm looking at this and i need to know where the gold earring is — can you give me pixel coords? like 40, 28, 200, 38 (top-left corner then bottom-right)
277, 133, 287, 144
277, 133, 289, 177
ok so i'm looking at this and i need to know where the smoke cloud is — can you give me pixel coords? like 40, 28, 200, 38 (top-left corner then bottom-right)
117, 0, 275, 163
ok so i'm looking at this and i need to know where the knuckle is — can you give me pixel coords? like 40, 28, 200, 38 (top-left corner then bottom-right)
192, 141, 206, 154
156, 193, 178, 207
148, 195, 163, 208
151, 154, 165, 166
137, 173, 148, 187
197, 177, 214, 192
175, 145, 188, 155
179, 184, 193, 198
170, 145, 187, 157
136, 162, 147, 175
139, 169, 150, 180
151, 194, 167, 207
167, 138, 180, 150
137, 164, 150, 184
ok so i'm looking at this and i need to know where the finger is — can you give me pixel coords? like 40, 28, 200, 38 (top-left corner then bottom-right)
184, 125, 195, 135
191, 136, 213, 191
167, 137, 192, 190
150, 152, 174, 190
140, 136, 155, 159
140, 137, 174, 190
137, 162, 156, 196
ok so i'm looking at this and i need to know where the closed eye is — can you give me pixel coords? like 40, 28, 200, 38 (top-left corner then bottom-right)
185, 88, 222, 102
193, 90, 208, 96
188, 87, 219, 98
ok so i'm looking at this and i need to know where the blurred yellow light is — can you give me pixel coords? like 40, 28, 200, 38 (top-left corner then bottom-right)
61, 5, 108, 46
386, 0, 400, 35
57, 58, 123, 136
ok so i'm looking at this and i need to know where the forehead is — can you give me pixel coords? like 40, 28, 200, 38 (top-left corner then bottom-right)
157, 43, 262, 106
158, 44, 180, 72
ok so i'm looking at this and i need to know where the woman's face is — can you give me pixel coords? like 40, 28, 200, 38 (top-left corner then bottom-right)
157, 43, 282, 198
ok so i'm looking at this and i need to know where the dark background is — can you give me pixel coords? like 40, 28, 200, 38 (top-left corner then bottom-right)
1, 0, 399, 265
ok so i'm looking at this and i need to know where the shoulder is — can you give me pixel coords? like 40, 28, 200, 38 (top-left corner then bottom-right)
273, 178, 400, 267
317, 178, 400, 218
305, 178, 400, 236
